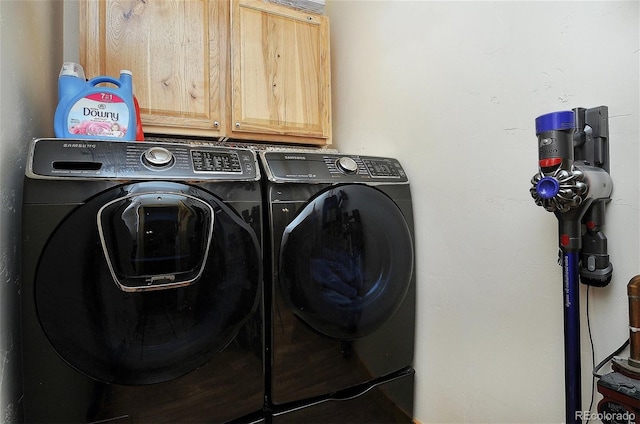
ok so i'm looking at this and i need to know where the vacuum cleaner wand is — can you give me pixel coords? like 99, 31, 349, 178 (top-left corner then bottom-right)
530, 106, 613, 424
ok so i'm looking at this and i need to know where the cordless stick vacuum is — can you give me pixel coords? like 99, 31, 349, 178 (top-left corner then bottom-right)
530, 106, 613, 424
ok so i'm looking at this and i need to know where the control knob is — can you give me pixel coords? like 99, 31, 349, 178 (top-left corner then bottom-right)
143, 147, 174, 168
336, 156, 358, 174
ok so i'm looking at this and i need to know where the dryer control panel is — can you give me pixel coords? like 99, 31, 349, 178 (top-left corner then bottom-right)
261, 151, 408, 183
27, 138, 259, 181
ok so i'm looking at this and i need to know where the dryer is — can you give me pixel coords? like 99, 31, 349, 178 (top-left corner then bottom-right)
20, 138, 265, 423
260, 151, 415, 422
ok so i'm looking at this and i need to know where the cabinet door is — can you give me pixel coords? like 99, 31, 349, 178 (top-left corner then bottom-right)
231, 0, 331, 143
80, 0, 225, 136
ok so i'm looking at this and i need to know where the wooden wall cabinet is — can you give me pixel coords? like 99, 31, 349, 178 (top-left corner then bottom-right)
80, 0, 331, 145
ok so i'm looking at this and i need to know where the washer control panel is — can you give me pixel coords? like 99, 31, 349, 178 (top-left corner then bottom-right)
191, 150, 243, 173
27, 138, 259, 181
261, 151, 408, 183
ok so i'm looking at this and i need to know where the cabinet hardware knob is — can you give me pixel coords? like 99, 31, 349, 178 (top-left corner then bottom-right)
235, 122, 240, 128
214, 121, 219, 127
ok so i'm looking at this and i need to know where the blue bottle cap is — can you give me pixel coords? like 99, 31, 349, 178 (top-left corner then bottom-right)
536, 176, 560, 200
535, 110, 575, 135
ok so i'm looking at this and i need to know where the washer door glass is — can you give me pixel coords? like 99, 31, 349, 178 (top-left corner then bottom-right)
279, 184, 413, 340
35, 182, 261, 385
97, 191, 215, 292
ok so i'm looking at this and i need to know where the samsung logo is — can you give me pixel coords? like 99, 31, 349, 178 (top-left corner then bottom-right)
284, 155, 306, 160
63, 143, 97, 148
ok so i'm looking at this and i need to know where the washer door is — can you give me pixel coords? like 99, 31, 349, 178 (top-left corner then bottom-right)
279, 184, 413, 340
35, 182, 261, 385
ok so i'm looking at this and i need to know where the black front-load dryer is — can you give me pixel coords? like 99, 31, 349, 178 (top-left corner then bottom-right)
20, 138, 264, 423
260, 151, 415, 423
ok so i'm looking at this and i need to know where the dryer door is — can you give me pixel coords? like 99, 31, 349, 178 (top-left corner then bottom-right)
35, 182, 261, 385
279, 184, 413, 340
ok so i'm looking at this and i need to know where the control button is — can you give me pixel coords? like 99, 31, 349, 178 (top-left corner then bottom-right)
143, 147, 174, 168
191, 151, 242, 173
587, 255, 596, 272
363, 159, 401, 177
336, 157, 358, 174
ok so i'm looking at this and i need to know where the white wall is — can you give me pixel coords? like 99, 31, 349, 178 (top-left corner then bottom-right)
0, 1, 64, 421
326, 1, 639, 423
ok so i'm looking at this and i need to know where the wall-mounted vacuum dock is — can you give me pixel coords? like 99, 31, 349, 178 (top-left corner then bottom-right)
530, 106, 613, 424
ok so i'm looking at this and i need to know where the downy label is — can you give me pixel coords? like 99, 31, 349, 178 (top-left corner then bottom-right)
67, 93, 130, 138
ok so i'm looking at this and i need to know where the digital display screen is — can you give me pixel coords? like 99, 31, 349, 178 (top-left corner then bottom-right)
364, 159, 400, 177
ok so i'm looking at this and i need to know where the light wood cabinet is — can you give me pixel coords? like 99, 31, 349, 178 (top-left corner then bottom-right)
80, 0, 331, 145
230, 0, 331, 142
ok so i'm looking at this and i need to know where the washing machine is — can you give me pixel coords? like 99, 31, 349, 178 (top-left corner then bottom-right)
20, 138, 265, 423
260, 151, 415, 422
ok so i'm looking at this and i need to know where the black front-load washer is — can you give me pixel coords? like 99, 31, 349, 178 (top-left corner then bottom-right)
20, 138, 264, 423
260, 151, 415, 423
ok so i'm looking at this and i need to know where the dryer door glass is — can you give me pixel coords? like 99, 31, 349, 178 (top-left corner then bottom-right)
279, 184, 413, 340
35, 182, 261, 385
